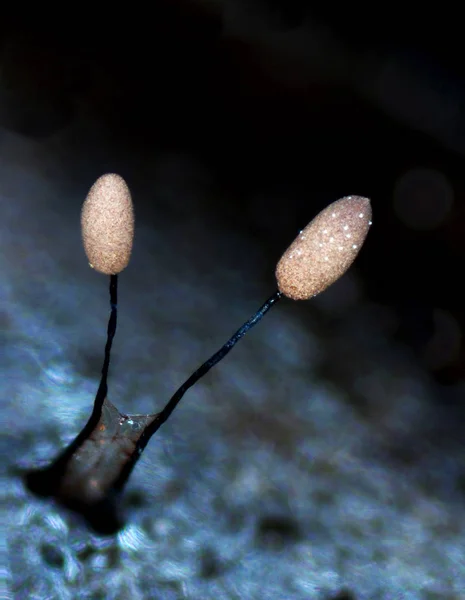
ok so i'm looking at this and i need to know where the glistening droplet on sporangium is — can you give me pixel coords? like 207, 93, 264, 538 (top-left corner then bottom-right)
276, 196, 372, 300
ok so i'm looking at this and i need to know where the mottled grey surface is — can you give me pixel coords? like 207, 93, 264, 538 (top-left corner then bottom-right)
2, 122, 465, 600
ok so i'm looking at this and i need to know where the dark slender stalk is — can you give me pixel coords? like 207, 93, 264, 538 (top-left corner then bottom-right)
139, 290, 282, 447
93, 274, 118, 413
24, 274, 120, 510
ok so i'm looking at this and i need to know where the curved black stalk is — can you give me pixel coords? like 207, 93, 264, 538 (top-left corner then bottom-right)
141, 290, 282, 445
25, 275, 121, 532
93, 273, 118, 415
116, 291, 283, 496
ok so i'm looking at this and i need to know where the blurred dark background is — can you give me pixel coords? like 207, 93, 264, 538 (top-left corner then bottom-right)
2, 3, 464, 599
2, 2, 464, 387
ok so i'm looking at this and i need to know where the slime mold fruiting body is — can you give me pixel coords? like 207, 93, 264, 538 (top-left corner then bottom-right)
25, 177, 372, 534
